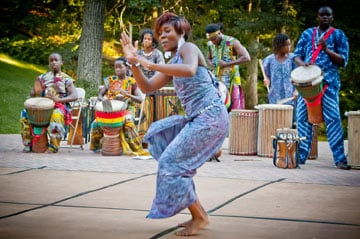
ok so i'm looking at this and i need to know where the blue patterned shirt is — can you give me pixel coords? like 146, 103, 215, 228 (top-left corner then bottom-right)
294, 27, 349, 89
262, 53, 296, 104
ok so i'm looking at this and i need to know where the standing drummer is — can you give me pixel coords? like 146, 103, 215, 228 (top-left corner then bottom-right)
20, 52, 78, 153
293, 6, 350, 169
205, 23, 250, 111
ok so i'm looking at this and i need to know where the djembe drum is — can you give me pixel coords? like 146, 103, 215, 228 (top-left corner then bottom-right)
95, 100, 127, 156
24, 97, 55, 153
257, 104, 293, 157
291, 65, 326, 124
346, 111, 360, 168
229, 109, 258, 155
272, 128, 303, 169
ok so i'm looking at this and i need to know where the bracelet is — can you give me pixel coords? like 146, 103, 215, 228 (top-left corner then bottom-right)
129, 62, 140, 68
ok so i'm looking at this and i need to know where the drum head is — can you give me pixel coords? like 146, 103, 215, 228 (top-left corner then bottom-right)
255, 104, 293, 110
347, 110, 360, 116
158, 87, 176, 94
291, 65, 322, 86
24, 97, 54, 110
276, 128, 299, 142
95, 100, 126, 112
230, 109, 258, 117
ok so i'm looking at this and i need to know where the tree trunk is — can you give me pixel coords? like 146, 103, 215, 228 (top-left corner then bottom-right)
245, 37, 259, 109
77, 0, 106, 87
244, 0, 261, 109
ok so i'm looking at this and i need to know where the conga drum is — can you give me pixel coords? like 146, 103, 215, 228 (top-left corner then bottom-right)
229, 109, 258, 155
257, 104, 293, 157
347, 111, 360, 168
291, 65, 325, 124
95, 100, 127, 156
154, 87, 181, 120
24, 97, 54, 153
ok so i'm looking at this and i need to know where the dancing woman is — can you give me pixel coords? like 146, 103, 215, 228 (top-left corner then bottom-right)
121, 12, 229, 236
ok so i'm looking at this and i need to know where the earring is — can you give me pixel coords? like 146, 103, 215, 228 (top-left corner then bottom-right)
178, 36, 185, 50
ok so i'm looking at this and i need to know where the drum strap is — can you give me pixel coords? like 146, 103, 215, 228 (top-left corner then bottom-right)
311, 27, 335, 63
272, 138, 279, 167
304, 84, 328, 106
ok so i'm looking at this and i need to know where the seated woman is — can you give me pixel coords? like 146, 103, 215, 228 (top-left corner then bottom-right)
20, 52, 78, 153
89, 57, 149, 156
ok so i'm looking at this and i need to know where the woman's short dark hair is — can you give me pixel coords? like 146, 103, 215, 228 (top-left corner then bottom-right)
139, 28, 158, 48
273, 33, 290, 53
154, 12, 191, 41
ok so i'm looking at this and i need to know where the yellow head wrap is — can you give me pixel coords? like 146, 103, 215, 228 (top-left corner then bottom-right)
206, 30, 220, 39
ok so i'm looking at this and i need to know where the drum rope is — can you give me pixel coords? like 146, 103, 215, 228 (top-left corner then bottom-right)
30, 125, 47, 144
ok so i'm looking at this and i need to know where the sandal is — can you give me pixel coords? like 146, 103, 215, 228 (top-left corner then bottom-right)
22, 146, 31, 153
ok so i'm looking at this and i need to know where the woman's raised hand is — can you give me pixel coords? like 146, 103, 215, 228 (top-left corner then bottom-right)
120, 31, 138, 63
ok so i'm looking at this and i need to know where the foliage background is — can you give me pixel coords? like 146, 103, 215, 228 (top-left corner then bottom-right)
0, 0, 359, 136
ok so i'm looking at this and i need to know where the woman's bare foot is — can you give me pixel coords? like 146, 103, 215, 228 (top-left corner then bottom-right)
178, 204, 207, 228
175, 217, 209, 236
175, 200, 209, 236
178, 220, 192, 228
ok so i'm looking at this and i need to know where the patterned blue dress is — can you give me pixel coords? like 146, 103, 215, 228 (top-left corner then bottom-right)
144, 51, 229, 218
262, 53, 296, 104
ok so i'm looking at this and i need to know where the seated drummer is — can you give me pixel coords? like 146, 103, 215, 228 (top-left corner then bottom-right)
89, 57, 149, 156
20, 52, 78, 153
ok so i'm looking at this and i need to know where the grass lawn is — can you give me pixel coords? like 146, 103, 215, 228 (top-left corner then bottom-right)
0, 53, 46, 134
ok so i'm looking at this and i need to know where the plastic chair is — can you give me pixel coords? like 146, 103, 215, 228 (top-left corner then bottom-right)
68, 87, 86, 149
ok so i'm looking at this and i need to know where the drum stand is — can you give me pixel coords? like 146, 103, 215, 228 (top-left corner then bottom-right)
208, 155, 220, 162
208, 150, 222, 162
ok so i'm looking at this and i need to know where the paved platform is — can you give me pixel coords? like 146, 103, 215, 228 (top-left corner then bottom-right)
0, 134, 359, 238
